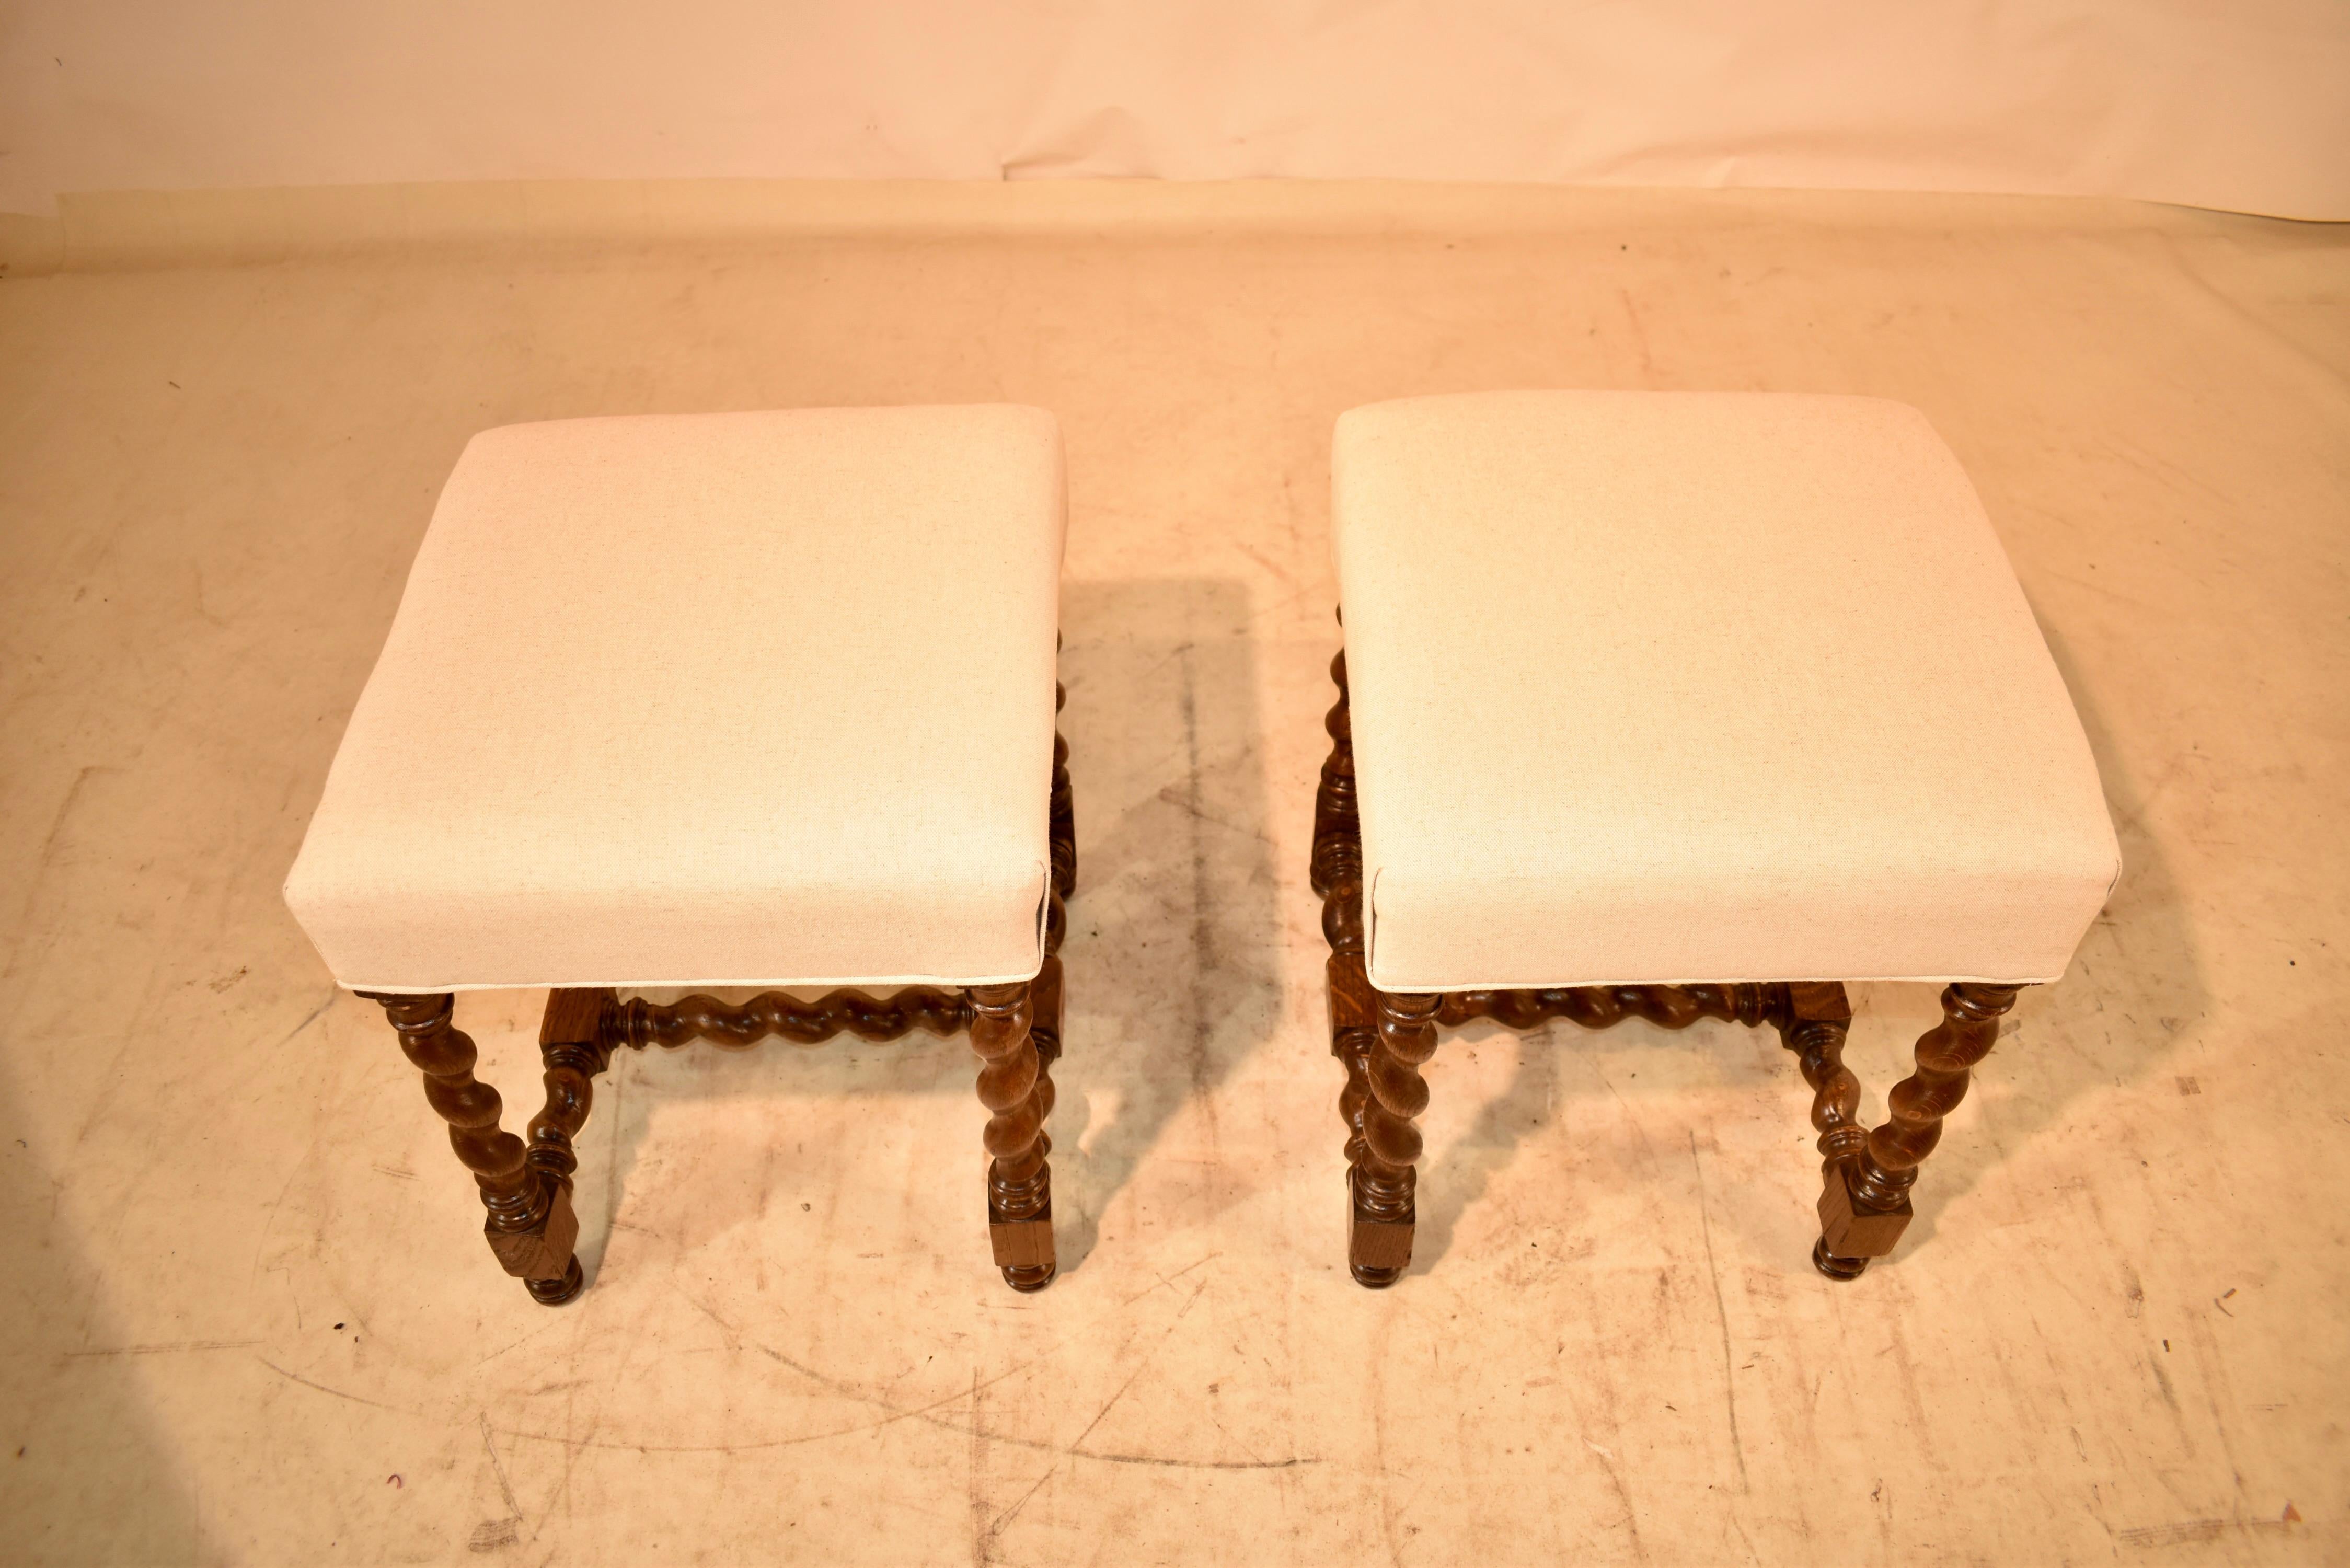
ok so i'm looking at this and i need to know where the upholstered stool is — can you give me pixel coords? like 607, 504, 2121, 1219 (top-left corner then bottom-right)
1313, 390, 2119, 1285
285, 406, 1074, 1301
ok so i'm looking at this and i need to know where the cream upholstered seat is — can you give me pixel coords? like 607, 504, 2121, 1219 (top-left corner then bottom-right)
1332, 390, 2119, 993
284, 405, 1064, 993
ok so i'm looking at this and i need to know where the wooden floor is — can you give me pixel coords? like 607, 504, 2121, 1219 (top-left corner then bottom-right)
1, 182, 2342, 1566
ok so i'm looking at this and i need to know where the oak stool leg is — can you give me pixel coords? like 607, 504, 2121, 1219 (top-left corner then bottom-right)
1329, 954, 1378, 1264
1771, 982, 1870, 1279
969, 979, 1056, 1289
1312, 644, 1432, 1286
523, 987, 621, 1304
360, 991, 580, 1303
988, 716, 1076, 1289
1816, 981, 2022, 1274
1353, 988, 1441, 1285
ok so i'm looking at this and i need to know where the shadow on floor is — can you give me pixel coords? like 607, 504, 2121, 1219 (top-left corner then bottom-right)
1049, 577, 1282, 1268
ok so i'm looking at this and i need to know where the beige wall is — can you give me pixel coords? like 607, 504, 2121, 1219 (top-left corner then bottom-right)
4, 1, 2345, 220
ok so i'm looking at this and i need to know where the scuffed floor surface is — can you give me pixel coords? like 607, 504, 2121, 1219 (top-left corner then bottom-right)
1, 185, 2344, 1565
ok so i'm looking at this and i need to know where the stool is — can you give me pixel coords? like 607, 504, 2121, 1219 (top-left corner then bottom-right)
284, 406, 1073, 1301
1313, 391, 2120, 1285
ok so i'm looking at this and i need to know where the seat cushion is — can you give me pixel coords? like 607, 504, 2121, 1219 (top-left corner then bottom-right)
1333, 390, 2119, 991
284, 405, 1063, 992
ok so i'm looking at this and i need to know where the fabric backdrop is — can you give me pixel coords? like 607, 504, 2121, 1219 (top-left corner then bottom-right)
3, 0, 2344, 220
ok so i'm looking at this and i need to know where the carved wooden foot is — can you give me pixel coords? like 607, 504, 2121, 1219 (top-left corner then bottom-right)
1815, 982, 2021, 1274
361, 991, 579, 1304
969, 979, 1056, 1290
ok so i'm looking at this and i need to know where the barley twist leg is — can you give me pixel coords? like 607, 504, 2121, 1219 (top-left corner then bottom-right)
969, 980, 1055, 1290
362, 991, 578, 1300
1817, 982, 2021, 1269
1353, 988, 1441, 1286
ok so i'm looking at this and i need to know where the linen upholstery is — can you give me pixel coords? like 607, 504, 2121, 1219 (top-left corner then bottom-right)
284, 405, 1064, 993
1332, 390, 2120, 992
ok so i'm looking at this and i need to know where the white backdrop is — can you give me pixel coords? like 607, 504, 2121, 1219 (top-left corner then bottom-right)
3, 0, 2345, 220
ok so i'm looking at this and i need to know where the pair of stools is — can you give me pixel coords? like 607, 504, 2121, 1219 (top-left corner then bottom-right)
283, 393, 2118, 1303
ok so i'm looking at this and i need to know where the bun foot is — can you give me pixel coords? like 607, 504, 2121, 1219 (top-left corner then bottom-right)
1812, 1237, 1869, 1281
526, 1256, 586, 1305
1347, 1182, 1414, 1287
988, 1208, 1055, 1290
1001, 1261, 1057, 1292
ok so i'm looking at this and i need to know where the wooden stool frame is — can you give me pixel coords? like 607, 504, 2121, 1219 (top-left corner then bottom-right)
1311, 647, 2023, 1287
362, 687, 1076, 1305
